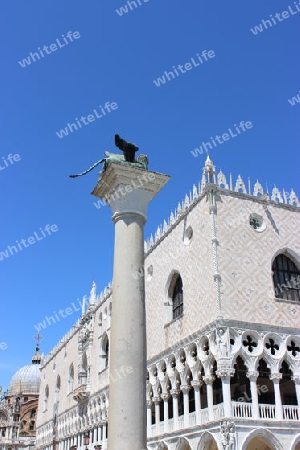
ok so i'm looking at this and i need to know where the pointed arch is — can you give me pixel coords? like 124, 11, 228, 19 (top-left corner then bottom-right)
241, 428, 283, 450
272, 249, 300, 302
279, 360, 297, 406
69, 363, 74, 393
256, 358, 274, 405
99, 333, 109, 371
291, 434, 300, 450
175, 437, 191, 450
165, 271, 184, 322
197, 431, 218, 450
231, 356, 251, 402
157, 443, 168, 450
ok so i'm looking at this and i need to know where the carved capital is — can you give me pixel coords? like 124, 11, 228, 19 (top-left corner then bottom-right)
269, 373, 282, 382
246, 371, 258, 381
191, 380, 203, 389
152, 396, 161, 404
180, 385, 191, 394
203, 375, 215, 384
146, 400, 152, 408
161, 393, 170, 401
170, 389, 181, 398
291, 374, 300, 384
216, 368, 235, 380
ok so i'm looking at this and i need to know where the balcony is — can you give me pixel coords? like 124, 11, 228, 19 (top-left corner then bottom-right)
147, 403, 300, 438
73, 385, 90, 403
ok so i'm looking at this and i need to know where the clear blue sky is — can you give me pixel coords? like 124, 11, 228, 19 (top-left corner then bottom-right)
0, 0, 299, 390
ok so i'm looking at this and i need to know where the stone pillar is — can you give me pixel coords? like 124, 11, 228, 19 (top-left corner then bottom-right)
216, 367, 234, 418
270, 373, 283, 420
101, 422, 107, 445
203, 376, 214, 421
170, 389, 180, 429
181, 386, 191, 428
161, 394, 170, 433
191, 381, 202, 423
92, 163, 169, 450
153, 397, 161, 430
292, 375, 300, 407
247, 371, 259, 419
146, 401, 152, 430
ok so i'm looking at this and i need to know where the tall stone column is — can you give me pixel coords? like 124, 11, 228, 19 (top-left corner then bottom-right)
92, 163, 169, 450
161, 394, 170, 433
216, 367, 234, 418
181, 385, 191, 427
191, 381, 202, 423
170, 389, 180, 429
153, 397, 161, 431
203, 375, 214, 421
270, 373, 283, 420
292, 375, 300, 406
247, 371, 259, 419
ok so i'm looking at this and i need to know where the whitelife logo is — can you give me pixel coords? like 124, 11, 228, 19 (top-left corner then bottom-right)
250, 2, 300, 35
190, 121, 253, 158
288, 90, 300, 106
0, 153, 21, 172
153, 50, 215, 87
55, 101, 118, 139
18, 31, 81, 68
0, 224, 58, 261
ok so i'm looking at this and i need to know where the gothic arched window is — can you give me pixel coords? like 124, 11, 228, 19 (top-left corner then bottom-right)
69, 364, 74, 393
172, 275, 183, 319
44, 386, 49, 411
272, 253, 300, 302
105, 339, 109, 368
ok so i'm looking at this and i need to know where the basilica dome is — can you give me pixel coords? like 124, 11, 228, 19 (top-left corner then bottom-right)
7, 346, 42, 396
7, 364, 41, 396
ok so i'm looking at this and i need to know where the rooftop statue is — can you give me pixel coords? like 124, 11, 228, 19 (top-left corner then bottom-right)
69, 134, 148, 178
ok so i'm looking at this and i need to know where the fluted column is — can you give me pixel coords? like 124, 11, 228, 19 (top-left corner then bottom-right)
161, 394, 170, 433
191, 381, 202, 424
270, 373, 283, 420
203, 376, 214, 421
92, 163, 169, 450
170, 389, 180, 429
181, 385, 191, 427
247, 371, 259, 419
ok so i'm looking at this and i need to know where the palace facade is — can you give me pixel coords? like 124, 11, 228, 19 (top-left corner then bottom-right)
35, 158, 300, 450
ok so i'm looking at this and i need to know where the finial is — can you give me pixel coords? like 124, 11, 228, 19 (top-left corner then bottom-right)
32, 332, 43, 364
89, 281, 97, 307
34, 331, 43, 352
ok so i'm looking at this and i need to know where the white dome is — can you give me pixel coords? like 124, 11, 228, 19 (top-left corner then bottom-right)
7, 364, 41, 396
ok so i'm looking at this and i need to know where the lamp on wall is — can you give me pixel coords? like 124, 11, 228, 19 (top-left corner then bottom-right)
83, 432, 90, 450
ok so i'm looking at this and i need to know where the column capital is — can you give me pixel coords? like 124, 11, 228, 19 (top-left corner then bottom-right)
246, 371, 259, 381
203, 375, 215, 385
152, 396, 161, 404
161, 393, 170, 401
216, 368, 235, 379
91, 163, 170, 221
269, 373, 282, 382
180, 385, 191, 394
292, 374, 300, 384
146, 400, 152, 408
170, 389, 181, 398
191, 380, 202, 389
